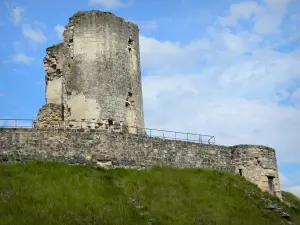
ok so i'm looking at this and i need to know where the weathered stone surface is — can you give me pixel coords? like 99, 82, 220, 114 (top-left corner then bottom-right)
0, 128, 281, 199
231, 145, 281, 198
35, 104, 63, 128
262, 197, 293, 224
44, 43, 64, 105
37, 10, 144, 132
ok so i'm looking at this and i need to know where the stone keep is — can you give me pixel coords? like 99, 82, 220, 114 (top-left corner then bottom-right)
36, 11, 145, 132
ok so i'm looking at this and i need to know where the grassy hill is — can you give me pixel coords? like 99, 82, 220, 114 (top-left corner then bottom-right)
0, 161, 299, 225
282, 191, 300, 223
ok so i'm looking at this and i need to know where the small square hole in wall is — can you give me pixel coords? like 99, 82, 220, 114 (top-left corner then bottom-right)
267, 176, 275, 195
108, 119, 113, 126
239, 169, 243, 176
128, 38, 133, 45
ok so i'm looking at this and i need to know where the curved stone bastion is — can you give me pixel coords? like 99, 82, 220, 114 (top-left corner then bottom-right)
0, 128, 281, 199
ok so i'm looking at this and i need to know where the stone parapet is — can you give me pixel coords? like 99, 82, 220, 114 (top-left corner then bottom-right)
0, 128, 281, 199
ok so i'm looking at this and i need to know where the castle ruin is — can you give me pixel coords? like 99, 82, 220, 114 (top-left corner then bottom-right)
36, 11, 144, 132
0, 11, 282, 199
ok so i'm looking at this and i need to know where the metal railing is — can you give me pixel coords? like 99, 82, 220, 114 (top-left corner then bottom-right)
0, 119, 215, 145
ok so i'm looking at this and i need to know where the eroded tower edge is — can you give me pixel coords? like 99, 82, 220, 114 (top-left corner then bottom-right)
36, 11, 144, 131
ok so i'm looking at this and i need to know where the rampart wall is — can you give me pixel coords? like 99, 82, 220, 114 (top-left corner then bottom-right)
0, 128, 281, 198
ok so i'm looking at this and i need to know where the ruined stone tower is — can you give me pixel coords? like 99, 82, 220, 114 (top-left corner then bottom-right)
36, 11, 145, 132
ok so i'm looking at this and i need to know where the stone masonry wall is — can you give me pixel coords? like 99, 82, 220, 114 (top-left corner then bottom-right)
37, 11, 145, 132
231, 145, 281, 198
35, 104, 63, 128
44, 43, 64, 105
36, 44, 64, 124
0, 128, 281, 198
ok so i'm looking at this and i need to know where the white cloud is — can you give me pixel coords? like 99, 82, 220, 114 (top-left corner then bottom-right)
11, 6, 25, 25
289, 14, 300, 42
11, 53, 34, 65
279, 172, 293, 187
253, 0, 290, 35
279, 172, 300, 197
88, 0, 129, 9
219, 1, 261, 26
139, 0, 300, 166
278, 89, 290, 100
292, 88, 300, 101
22, 24, 47, 43
140, 35, 211, 74
275, 88, 300, 104
219, 0, 292, 35
284, 186, 300, 198
33, 21, 47, 29
54, 24, 65, 41
136, 20, 158, 31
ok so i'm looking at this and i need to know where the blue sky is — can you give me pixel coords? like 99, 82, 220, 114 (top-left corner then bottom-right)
0, 0, 300, 196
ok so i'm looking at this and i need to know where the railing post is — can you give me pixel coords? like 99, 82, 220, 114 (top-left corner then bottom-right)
0, 119, 216, 144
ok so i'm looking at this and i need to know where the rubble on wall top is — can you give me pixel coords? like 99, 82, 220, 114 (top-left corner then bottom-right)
229, 144, 275, 152
46, 43, 64, 52
68, 10, 139, 30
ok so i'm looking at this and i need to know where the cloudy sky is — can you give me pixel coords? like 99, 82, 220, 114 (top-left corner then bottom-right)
0, 0, 299, 197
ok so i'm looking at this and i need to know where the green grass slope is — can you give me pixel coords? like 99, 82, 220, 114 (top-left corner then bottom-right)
0, 161, 298, 225
282, 191, 300, 222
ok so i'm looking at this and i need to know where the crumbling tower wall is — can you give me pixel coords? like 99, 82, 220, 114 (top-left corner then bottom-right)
36, 11, 145, 132
36, 44, 64, 128
231, 145, 282, 199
